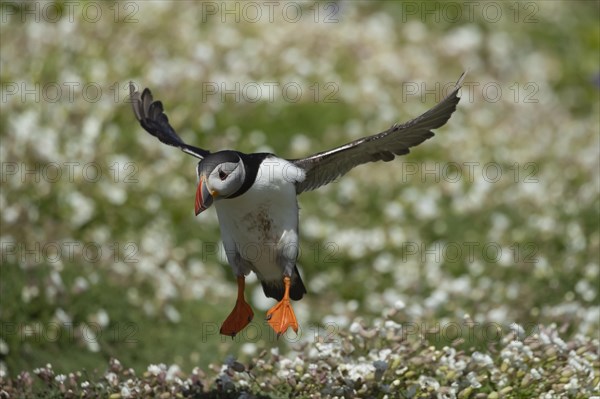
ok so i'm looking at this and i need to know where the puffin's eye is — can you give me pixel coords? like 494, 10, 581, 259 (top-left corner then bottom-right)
218, 170, 228, 181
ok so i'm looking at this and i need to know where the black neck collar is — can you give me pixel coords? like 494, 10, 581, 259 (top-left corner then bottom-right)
227, 152, 271, 199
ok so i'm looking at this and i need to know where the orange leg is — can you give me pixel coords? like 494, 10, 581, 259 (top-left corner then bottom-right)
266, 276, 299, 337
220, 276, 254, 337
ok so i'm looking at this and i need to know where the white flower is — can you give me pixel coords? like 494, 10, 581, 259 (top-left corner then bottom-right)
564, 376, 579, 393
276, 358, 293, 379
66, 191, 95, 227
166, 364, 181, 381
147, 364, 164, 376
418, 375, 440, 390
471, 352, 494, 368
95, 309, 110, 328
315, 342, 338, 359
340, 361, 375, 381
510, 322, 525, 338
349, 321, 362, 334
121, 387, 131, 398
466, 371, 482, 388
384, 320, 402, 331
377, 349, 392, 361
105, 372, 118, 386
530, 368, 542, 380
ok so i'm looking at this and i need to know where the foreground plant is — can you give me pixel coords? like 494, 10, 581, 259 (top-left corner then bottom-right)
1, 322, 597, 398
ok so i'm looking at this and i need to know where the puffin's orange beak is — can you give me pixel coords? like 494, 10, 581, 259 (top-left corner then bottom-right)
195, 176, 214, 215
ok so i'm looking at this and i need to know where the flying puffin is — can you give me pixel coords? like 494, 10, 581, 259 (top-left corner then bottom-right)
130, 73, 465, 337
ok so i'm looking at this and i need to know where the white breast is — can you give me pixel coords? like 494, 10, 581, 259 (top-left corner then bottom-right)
214, 156, 306, 282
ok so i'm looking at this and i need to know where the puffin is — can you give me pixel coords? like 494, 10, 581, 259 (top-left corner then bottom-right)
130, 73, 465, 337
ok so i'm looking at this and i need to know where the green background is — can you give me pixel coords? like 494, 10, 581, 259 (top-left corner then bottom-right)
1, 0, 598, 383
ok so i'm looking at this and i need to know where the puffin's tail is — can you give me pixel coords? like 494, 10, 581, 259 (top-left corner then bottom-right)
261, 266, 307, 301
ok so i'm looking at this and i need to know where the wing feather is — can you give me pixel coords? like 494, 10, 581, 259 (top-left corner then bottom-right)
129, 83, 210, 159
291, 73, 465, 193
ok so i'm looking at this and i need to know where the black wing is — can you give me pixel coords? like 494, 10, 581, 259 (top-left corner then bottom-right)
290, 73, 465, 193
129, 83, 210, 159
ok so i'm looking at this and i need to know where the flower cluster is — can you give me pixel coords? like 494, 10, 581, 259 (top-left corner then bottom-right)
1, 324, 598, 397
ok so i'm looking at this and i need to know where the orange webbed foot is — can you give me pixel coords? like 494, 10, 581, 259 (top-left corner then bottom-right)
266, 299, 298, 336
265, 276, 299, 336
220, 276, 254, 337
220, 299, 254, 337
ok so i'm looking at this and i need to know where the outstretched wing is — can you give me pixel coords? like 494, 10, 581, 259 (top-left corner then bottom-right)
129, 83, 210, 159
291, 73, 465, 193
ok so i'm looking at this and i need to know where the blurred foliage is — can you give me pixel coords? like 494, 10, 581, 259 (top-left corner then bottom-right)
0, 1, 598, 395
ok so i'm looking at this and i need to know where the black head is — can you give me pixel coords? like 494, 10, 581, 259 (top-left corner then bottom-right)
195, 151, 247, 215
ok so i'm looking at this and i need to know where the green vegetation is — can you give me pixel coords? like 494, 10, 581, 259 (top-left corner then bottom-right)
1, 1, 598, 397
